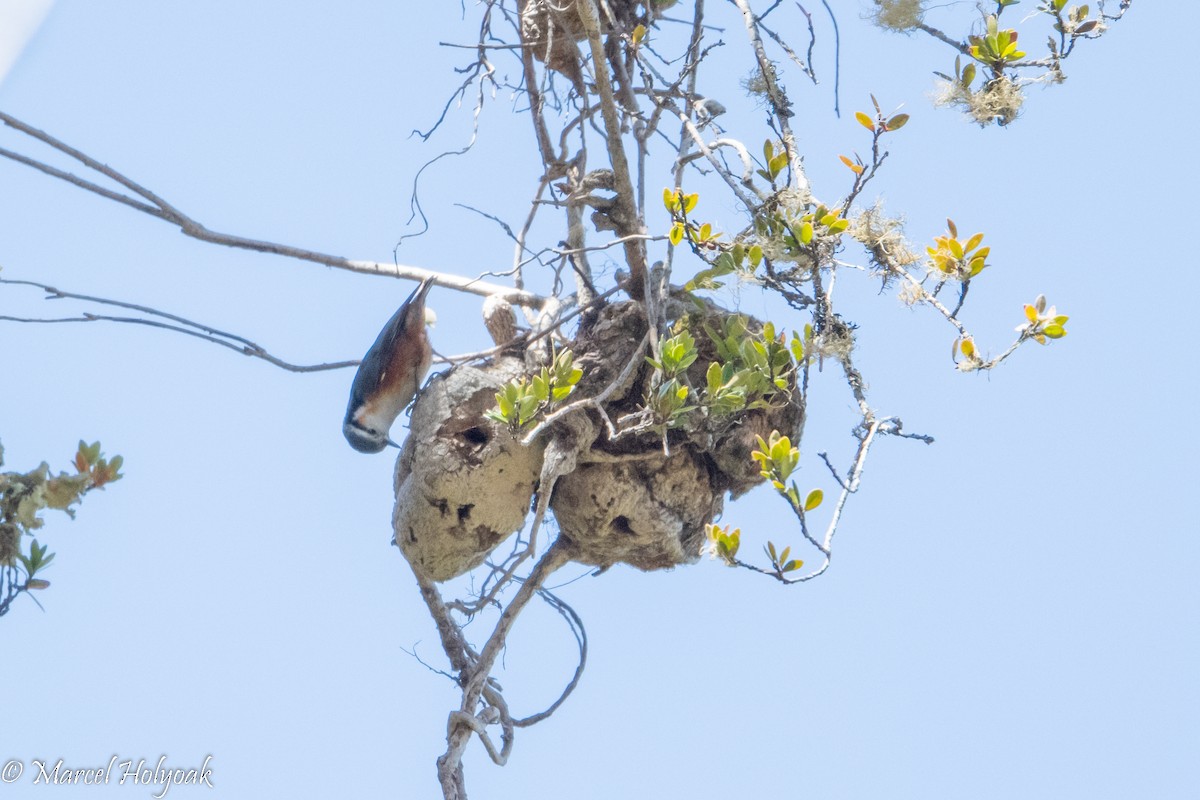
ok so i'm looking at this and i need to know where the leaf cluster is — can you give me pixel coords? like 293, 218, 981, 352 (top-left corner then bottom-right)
1, 440, 123, 606
643, 317, 802, 430
927, 218, 990, 280
969, 15, 1027, 66
486, 349, 583, 433
750, 430, 822, 515
1017, 294, 1069, 343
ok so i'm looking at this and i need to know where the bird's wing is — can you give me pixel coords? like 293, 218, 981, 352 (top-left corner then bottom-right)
345, 277, 434, 414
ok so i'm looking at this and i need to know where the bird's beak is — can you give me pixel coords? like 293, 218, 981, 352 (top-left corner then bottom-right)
386, 436, 401, 449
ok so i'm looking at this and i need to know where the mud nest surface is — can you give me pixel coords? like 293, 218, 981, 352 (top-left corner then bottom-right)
393, 299, 804, 582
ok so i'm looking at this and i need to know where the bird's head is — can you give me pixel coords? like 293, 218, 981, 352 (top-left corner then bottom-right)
342, 418, 398, 454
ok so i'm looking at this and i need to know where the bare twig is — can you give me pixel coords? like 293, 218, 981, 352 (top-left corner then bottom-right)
513, 586, 587, 727
0, 278, 356, 373
731, 0, 810, 199
574, 0, 648, 299
436, 538, 572, 799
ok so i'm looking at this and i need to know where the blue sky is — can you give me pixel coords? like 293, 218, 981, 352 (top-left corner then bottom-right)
1, 2, 1196, 798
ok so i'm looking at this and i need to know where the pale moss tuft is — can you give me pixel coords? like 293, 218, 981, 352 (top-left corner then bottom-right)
871, 0, 925, 32
897, 280, 926, 307
809, 323, 855, 365
849, 206, 921, 271
934, 75, 1024, 127
741, 68, 770, 97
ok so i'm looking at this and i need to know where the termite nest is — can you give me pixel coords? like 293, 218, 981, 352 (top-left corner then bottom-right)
393, 298, 804, 582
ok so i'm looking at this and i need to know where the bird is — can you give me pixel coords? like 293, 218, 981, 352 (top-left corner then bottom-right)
343, 276, 435, 453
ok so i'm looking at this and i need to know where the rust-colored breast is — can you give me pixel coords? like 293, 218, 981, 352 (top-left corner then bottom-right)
360, 325, 430, 423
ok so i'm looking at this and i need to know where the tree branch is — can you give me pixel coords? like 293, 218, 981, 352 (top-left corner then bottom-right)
0, 110, 544, 306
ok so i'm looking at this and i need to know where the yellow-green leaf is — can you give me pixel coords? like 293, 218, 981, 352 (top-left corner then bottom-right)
804, 489, 823, 511
749, 244, 763, 267
769, 152, 788, 178
669, 222, 685, 246
632, 23, 647, 45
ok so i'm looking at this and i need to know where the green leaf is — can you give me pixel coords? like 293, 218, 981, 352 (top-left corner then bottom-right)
713, 252, 736, 274
706, 362, 723, 394
885, 113, 909, 131
518, 395, 540, 422
790, 336, 804, 363
804, 489, 824, 511
961, 63, 976, 87
769, 152, 788, 179
669, 222, 685, 246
